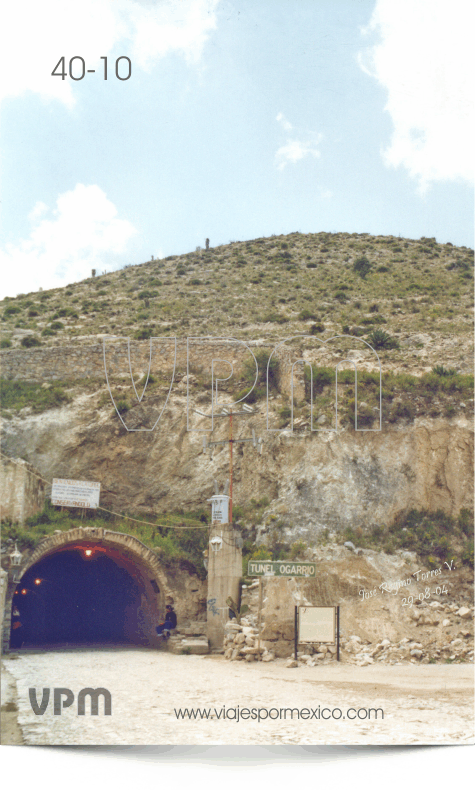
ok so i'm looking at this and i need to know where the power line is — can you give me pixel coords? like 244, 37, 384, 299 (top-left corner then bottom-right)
0, 452, 207, 530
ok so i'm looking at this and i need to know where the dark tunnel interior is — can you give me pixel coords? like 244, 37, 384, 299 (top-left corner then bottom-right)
11, 548, 143, 647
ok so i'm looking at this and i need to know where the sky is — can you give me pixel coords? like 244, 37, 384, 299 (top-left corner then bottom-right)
0, 0, 473, 298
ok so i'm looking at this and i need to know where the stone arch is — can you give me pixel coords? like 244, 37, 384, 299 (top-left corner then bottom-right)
3, 527, 174, 651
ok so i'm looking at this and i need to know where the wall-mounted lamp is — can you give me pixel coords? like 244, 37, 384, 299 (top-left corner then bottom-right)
9, 543, 23, 568
210, 535, 223, 553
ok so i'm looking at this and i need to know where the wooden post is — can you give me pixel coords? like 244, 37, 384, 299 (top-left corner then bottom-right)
257, 577, 263, 660
294, 605, 298, 661
336, 605, 340, 662
229, 412, 233, 525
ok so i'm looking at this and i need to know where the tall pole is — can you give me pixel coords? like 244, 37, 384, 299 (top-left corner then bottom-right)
202, 404, 259, 525
229, 412, 233, 525
294, 605, 298, 661
336, 605, 340, 662
257, 577, 263, 660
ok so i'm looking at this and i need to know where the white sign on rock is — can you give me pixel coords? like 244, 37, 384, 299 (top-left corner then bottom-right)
51, 479, 101, 509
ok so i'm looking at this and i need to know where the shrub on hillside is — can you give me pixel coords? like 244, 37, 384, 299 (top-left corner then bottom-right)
367, 328, 400, 349
115, 398, 129, 414
0, 379, 70, 412
299, 309, 319, 321
305, 366, 333, 392
261, 312, 288, 324
21, 336, 41, 347
346, 399, 375, 427
134, 328, 154, 340
432, 365, 458, 377
138, 290, 158, 300
334, 291, 348, 302
310, 323, 324, 334
353, 256, 372, 278
236, 348, 280, 402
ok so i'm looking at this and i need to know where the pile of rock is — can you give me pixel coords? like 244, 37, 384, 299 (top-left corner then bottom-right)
342, 631, 474, 665
409, 602, 472, 626
282, 627, 474, 667
223, 619, 275, 662
285, 646, 338, 667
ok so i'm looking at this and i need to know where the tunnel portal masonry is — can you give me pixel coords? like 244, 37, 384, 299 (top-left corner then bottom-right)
2, 526, 207, 653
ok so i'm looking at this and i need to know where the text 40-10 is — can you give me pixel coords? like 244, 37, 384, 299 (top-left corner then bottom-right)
52, 57, 131, 80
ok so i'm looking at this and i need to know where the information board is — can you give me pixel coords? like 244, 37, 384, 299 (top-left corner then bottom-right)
247, 560, 316, 578
208, 494, 230, 524
51, 478, 101, 509
298, 606, 336, 643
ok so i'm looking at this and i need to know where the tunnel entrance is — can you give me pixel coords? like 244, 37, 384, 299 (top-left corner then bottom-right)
12, 550, 138, 646
10, 541, 163, 649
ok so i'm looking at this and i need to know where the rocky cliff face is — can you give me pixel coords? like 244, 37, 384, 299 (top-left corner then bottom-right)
2, 386, 472, 539
234, 546, 474, 661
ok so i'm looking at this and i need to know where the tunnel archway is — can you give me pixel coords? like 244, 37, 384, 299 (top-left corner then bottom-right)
5, 527, 172, 651
13, 548, 143, 645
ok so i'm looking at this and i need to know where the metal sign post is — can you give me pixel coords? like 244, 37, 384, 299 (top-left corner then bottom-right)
336, 605, 340, 662
257, 577, 263, 660
247, 562, 319, 662
294, 605, 298, 661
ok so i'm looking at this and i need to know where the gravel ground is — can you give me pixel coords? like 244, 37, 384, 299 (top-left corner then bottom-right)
1, 647, 474, 745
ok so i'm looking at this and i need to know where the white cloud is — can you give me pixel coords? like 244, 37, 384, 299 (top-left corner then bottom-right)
126, 0, 219, 71
275, 138, 322, 170
276, 112, 293, 132
0, 184, 137, 298
358, 0, 474, 189
0, 0, 219, 106
274, 112, 322, 170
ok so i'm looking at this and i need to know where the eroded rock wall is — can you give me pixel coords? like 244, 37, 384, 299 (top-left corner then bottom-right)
1, 389, 473, 538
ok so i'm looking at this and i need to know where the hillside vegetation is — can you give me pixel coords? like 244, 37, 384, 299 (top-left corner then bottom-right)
1, 233, 473, 579
1, 232, 473, 377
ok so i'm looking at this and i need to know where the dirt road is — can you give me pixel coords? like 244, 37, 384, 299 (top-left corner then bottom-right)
1, 647, 473, 745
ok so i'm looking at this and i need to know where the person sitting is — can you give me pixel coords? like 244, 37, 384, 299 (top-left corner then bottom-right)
156, 604, 177, 640
11, 605, 24, 649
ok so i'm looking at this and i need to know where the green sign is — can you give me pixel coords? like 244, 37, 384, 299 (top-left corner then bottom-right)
247, 560, 316, 578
